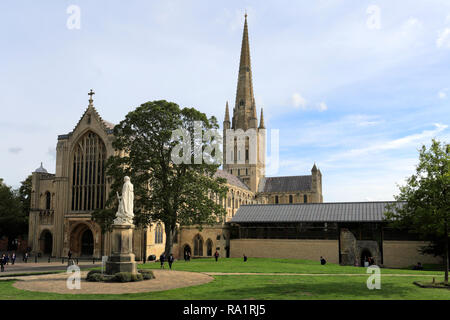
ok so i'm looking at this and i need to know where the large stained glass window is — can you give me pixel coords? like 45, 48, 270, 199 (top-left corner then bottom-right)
71, 131, 107, 211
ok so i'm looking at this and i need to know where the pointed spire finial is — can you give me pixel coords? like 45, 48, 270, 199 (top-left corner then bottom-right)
233, 10, 255, 130
259, 108, 265, 128
225, 101, 230, 122
88, 89, 95, 107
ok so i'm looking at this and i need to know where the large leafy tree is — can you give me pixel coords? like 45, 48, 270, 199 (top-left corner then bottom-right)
98, 100, 227, 256
18, 175, 32, 219
386, 139, 449, 283
0, 179, 28, 246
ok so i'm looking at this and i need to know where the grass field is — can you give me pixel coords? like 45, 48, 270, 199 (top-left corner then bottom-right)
139, 257, 443, 275
0, 258, 448, 300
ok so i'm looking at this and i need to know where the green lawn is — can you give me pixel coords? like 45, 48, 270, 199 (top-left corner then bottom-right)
139, 257, 443, 275
0, 275, 449, 300
0, 258, 448, 300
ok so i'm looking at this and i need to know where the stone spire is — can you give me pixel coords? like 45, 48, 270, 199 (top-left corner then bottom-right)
223, 101, 231, 130
233, 14, 257, 130
259, 108, 265, 129
225, 101, 230, 122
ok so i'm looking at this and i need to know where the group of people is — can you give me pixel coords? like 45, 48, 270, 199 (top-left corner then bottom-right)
159, 253, 175, 269
0, 252, 17, 272
161, 250, 248, 267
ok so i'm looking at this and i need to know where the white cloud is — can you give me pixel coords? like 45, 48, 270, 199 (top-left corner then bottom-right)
438, 88, 448, 99
436, 28, 450, 48
326, 123, 448, 162
402, 17, 422, 31
317, 102, 328, 112
292, 92, 307, 109
291, 93, 327, 112
366, 5, 381, 30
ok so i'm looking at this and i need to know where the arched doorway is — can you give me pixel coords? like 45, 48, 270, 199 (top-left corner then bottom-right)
183, 244, 191, 260
40, 230, 53, 255
206, 239, 213, 256
70, 223, 95, 257
360, 249, 372, 267
81, 229, 94, 256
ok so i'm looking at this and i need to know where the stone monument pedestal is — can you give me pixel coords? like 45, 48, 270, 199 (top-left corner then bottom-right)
105, 224, 137, 275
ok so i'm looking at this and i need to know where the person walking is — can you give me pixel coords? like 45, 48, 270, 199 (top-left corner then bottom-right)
168, 253, 174, 270
160, 253, 166, 269
0, 254, 5, 272
11, 252, 16, 265
24, 252, 29, 263
214, 250, 219, 262
243, 254, 248, 262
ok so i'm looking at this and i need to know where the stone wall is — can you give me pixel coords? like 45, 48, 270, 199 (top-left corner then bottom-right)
229, 239, 339, 263
178, 225, 228, 259
383, 241, 442, 268
339, 228, 380, 266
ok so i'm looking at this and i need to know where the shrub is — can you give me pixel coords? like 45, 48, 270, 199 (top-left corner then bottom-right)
112, 272, 133, 282
138, 269, 155, 280
86, 270, 105, 282
131, 273, 144, 282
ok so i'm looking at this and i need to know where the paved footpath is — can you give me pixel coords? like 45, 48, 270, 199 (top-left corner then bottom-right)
2, 270, 213, 295
0, 261, 102, 275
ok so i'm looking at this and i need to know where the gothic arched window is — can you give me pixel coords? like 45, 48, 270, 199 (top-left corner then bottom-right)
155, 223, 163, 244
193, 234, 203, 256
45, 192, 51, 210
71, 131, 107, 211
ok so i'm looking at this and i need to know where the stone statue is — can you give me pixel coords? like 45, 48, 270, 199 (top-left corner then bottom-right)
114, 176, 134, 225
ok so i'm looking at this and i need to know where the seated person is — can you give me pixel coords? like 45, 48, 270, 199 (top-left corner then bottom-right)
320, 256, 326, 265
413, 262, 423, 270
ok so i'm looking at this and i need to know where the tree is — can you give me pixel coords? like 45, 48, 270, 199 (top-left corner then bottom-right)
386, 139, 449, 283
18, 175, 32, 219
104, 100, 228, 256
0, 179, 27, 246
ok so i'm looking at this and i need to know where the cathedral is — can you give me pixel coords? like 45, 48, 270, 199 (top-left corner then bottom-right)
27, 16, 439, 268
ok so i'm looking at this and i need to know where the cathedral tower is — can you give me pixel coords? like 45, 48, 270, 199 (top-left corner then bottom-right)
223, 14, 265, 193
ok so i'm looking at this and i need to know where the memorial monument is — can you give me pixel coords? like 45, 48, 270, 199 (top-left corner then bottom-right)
105, 176, 138, 274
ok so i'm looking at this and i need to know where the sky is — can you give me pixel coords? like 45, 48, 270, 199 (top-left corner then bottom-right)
0, 0, 449, 202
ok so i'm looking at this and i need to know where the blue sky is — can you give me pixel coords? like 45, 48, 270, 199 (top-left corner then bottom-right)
1, 0, 449, 201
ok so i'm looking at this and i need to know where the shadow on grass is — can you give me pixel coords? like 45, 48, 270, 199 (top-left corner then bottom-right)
212, 277, 428, 300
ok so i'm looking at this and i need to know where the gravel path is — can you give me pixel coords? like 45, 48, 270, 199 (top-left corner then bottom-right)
3, 270, 213, 294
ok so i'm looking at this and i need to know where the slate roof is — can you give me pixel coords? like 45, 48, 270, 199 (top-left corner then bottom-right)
215, 169, 250, 191
258, 175, 312, 193
231, 202, 403, 223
